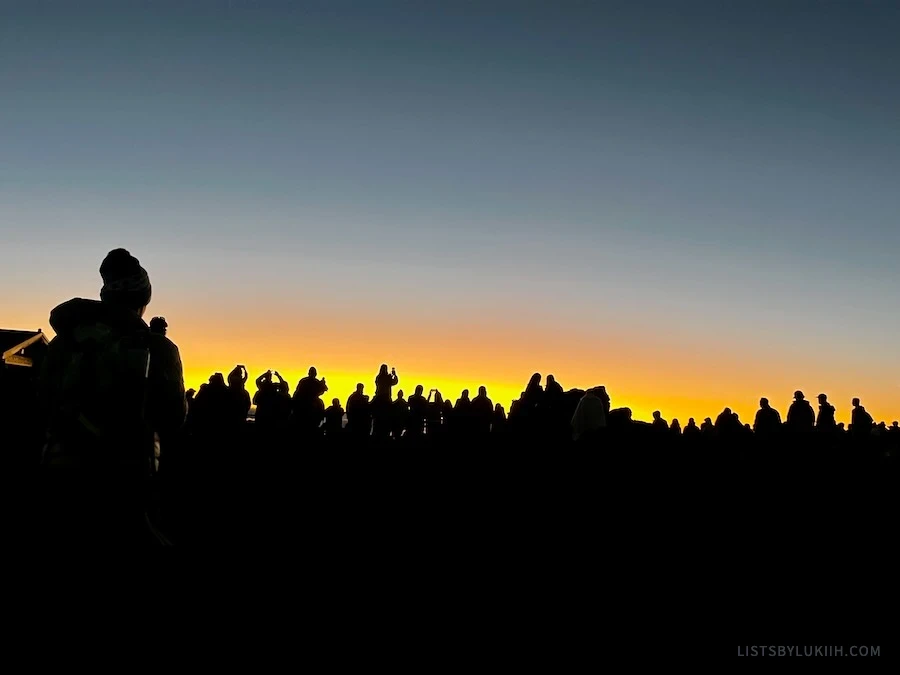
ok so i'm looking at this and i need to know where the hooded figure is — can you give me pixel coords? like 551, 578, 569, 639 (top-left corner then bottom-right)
570, 386, 608, 441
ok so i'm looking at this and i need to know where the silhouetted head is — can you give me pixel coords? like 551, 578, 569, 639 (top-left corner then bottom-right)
704, 417, 712, 424
892, 421, 899, 429
149, 316, 167, 335
723, 407, 732, 415
210, 373, 225, 387
356, 383, 364, 393
479, 385, 487, 397
852, 397, 860, 407
379, 364, 388, 375
495, 403, 503, 413
688, 418, 696, 425
794, 390, 804, 401
434, 392, 443, 404
760, 398, 769, 408
397, 390, 404, 400
652, 410, 661, 420
547, 374, 556, 384
227, 367, 242, 388
461, 389, 469, 400
529, 373, 541, 388
672, 418, 680, 426
415, 384, 424, 396
818, 393, 828, 403
100, 248, 151, 315
309, 367, 317, 377
332, 398, 339, 407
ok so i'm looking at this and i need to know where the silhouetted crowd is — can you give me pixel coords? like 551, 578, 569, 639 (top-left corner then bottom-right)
179, 360, 898, 447
2, 248, 897, 548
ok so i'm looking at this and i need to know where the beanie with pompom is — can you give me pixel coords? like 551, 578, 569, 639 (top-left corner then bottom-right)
99, 248, 151, 310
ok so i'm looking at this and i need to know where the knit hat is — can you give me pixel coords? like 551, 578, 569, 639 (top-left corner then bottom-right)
99, 248, 151, 310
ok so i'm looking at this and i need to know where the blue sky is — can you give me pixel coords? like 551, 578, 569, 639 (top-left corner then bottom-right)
2, 1, 898, 421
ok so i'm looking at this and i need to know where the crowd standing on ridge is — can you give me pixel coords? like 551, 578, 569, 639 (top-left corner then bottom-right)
1, 249, 897, 546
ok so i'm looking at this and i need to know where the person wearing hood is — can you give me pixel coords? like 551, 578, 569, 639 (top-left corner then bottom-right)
37, 248, 186, 546
571, 386, 608, 442
815, 393, 837, 431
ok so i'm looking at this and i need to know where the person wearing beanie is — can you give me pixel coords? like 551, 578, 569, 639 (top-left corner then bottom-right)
37, 248, 187, 547
99, 248, 153, 313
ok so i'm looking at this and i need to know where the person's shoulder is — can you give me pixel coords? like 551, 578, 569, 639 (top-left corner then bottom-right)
147, 332, 180, 353
146, 333, 183, 370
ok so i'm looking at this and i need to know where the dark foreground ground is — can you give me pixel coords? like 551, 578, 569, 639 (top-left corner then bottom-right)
5, 427, 899, 658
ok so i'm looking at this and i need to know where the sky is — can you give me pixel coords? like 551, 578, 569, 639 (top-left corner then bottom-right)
1, 0, 898, 425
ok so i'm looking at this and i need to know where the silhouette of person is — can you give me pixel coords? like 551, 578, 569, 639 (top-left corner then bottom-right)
671, 418, 682, 435
701, 417, 715, 435
392, 389, 409, 439
816, 393, 836, 431
149, 316, 167, 336
253, 370, 277, 429
375, 364, 399, 400
652, 410, 669, 432
571, 387, 608, 441
492, 403, 507, 434
442, 398, 454, 436
195, 372, 231, 436
683, 418, 700, 435
851, 398, 874, 437
786, 391, 815, 432
426, 389, 444, 437
754, 398, 782, 436
471, 386, 493, 436
227, 365, 251, 428
889, 421, 900, 434
38, 248, 186, 546
524, 373, 543, 404
544, 374, 564, 402
347, 383, 371, 437
324, 398, 345, 437
293, 366, 328, 438
372, 365, 398, 439
406, 385, 428, 437
452, 389, 473, 438
296, 367, 328, 400
715, 407, 737, 434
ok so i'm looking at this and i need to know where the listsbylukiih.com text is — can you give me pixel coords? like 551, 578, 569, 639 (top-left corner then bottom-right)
738, 646, 880, 658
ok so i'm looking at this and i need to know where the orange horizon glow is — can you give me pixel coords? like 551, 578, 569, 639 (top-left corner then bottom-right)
6, 297, 897, 428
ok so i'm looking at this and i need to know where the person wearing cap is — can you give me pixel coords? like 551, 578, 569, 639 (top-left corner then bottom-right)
37, 248, 187, 546
786, 390, 815, 432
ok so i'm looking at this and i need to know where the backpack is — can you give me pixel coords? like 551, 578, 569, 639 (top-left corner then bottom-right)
44, 321, 153, 470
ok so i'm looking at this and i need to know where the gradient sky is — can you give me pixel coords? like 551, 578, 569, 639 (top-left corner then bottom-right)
2, 1, 898, 425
